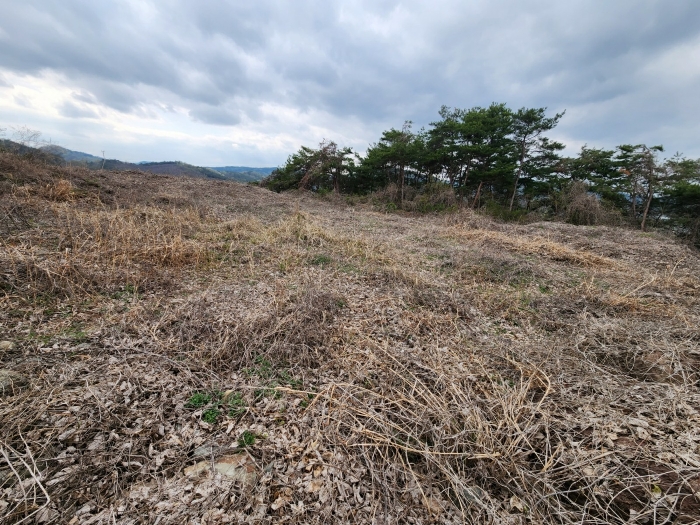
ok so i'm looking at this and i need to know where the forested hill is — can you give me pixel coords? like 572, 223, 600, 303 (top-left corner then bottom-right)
207, 166, 276, 182
41, 144, 103, 163
263, 103, 700, 245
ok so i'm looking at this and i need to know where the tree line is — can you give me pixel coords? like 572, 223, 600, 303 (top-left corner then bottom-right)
263, 103, 700, 244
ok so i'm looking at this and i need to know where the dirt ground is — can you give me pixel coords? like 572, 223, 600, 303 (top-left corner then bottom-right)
1, 151, 699, 524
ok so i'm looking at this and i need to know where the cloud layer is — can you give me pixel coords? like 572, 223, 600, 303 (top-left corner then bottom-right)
1, 0, 699, 165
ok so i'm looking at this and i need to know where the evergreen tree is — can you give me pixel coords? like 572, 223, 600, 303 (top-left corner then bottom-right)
660, 157, 700, 243
509, 108, 565, 210
263, 140, 353, 193
361, 122, 420, 206
616, 144, 665, 229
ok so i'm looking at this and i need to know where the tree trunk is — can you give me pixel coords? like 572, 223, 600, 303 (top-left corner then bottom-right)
691, 217, 700, 246
458, 164, 470, 208
631, 179, 638, 221
640, 184, 654, 231
509, 142, 527, 211
509, 168, 521, 211
473, 181, 484, 209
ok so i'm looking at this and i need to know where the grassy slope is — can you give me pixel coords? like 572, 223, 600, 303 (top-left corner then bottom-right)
1, 151, 699, 524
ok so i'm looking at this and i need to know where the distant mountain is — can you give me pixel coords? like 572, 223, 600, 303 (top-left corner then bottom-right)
40, 145, 103, 163
3, 140, 64, 163
37, 145, 272, 183
211, 166, 275, 175
137, 161, 228, 180
71, 159, 229, 180
208, 166, 275, 182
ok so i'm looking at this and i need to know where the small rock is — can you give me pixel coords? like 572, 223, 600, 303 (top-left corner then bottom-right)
214, 454, 257, 487
192, 443, 223, 458
184, 453, 257, 488
184, 461, 209, 477
0, 369, 29, 396
0, 341, 16, 352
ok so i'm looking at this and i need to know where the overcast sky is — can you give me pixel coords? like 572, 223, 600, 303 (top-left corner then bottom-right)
1, 0, 699, 166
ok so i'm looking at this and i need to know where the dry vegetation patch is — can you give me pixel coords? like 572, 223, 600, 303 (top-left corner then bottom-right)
1, 152, 699, 524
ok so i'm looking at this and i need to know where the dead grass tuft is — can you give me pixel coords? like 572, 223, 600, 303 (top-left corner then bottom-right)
1, 201, 208, 300
152, 284, 345, 373
450, 228, 616, 268
41, 179, 75, 202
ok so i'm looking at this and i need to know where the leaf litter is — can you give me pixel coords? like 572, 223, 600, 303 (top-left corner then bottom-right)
1, 150, 699, 523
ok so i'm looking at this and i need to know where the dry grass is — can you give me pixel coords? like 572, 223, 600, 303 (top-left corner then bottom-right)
1, 151, 699, 524
1, 204, 207, 302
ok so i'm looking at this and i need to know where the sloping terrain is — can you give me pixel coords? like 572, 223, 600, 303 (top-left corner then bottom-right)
38, 144, 270, 182
1, 151, 699, 524
40, 145, 104, 163
133, 161, 228, 180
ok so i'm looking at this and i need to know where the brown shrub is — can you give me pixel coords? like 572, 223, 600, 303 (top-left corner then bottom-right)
561, 181, 622, 226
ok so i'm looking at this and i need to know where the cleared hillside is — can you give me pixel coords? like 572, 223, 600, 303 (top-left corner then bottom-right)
1, 150, 699, 524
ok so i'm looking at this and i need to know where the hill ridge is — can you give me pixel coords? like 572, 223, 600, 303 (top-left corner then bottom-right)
35, 143, 273, 182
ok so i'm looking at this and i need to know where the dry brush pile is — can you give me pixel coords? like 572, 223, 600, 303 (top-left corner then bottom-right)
1, 150, 699, 524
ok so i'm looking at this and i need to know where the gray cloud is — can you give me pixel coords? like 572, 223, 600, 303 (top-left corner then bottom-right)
13, 94, 33, 108
188, 104, 241, 126
71, 90, 98, 104
0, 0, 699, 162
59, 100, 100, 119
